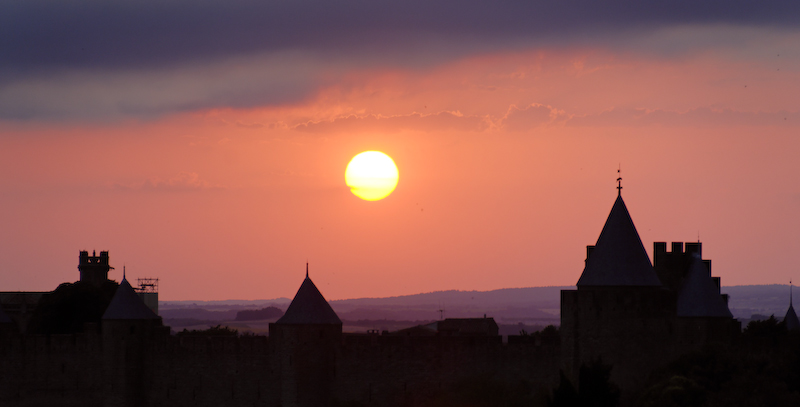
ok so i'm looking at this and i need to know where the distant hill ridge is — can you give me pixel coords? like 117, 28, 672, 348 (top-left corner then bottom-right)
160, 285, 796, 322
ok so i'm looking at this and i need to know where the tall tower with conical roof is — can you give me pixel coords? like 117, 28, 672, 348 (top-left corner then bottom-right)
561, 183, 675, 390
561, 178, 739, 390
270, 264, 342, 407
785, 282, 800, 331
102, 275, 164, 407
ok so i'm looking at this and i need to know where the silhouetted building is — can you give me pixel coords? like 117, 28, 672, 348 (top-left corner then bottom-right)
269, 265, 342, 407
392, 317, 499, 336
561, 190, 738, 390
0, 251, 158, 335
0, 189, 759, 405
102, 276, 164, 407
0, 291, 46, 334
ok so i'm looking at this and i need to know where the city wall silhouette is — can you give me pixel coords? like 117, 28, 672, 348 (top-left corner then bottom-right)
0, 326, 560, 406
2, 192, 781, 406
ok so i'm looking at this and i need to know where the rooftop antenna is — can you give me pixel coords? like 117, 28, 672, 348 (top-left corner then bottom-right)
616, 165, 622, 196
438, 302, 445, 320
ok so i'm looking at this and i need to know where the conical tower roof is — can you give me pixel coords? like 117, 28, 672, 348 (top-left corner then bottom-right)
785, 284, 800, 331
102, 277, 160, 320
677, 255, 732, 318
577, 194, 661, 287
785, 305, 800, 331
276, 269, 341, 325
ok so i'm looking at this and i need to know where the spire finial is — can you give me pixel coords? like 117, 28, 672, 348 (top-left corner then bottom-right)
616, 165, 622, 196
791, 280, 793, 305
123, 265, 126, 280
306, 262, 309, 279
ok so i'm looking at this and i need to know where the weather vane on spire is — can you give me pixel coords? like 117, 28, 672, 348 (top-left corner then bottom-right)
617, 165, 622, 196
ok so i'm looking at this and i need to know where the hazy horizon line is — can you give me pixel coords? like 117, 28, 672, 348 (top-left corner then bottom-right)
158, 283, 793, 303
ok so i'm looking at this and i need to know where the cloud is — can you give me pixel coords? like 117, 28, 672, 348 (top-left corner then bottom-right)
2, 1, 799, 120
567, 107, 800, 128
115, 172, 220, 192
294, 111, 490, 134
501, 104, 565, 132
0, 51, 331, 121
2, 1, 798, 73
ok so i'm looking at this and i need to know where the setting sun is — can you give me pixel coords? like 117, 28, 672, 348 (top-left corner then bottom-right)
345, 151, 399, 201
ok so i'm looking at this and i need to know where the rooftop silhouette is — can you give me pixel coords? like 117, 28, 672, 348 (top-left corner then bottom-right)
577, 194, 661, 287
275, 265, 342, 325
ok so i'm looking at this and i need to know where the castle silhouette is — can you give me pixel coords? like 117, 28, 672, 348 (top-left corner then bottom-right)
0, 188, 797, 406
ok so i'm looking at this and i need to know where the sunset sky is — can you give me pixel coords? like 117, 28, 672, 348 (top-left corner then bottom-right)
2, 1, 800, 300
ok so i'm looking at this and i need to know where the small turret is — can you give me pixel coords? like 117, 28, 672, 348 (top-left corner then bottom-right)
270, 264, 342, 407
78, 250, 114, 288
102, 277, 160, 321
785, 282, 800, 331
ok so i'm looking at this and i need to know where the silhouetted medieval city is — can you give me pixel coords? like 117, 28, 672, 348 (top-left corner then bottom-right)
1, 188, 799, 406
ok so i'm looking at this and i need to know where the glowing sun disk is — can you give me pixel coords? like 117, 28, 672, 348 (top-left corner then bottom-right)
345, 151, 399, 201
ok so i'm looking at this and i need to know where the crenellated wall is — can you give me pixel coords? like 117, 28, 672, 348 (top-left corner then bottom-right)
334, 334, 560, 406
0, 326, 561, 407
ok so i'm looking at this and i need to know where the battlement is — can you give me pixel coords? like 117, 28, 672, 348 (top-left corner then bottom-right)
78, 250, 114, 287
78, 250, 109, 266
78, 250, 114, 288
654, 242, 710, 292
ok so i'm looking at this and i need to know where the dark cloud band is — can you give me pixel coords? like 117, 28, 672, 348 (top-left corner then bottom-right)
2, 0, 799, 72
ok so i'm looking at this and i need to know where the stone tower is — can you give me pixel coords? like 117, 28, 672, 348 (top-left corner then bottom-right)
561, 188, 738, 390
270, 265, 342, 407
79, 250, 114, 287
102, 276, 163, 407
561, 192, 674, 389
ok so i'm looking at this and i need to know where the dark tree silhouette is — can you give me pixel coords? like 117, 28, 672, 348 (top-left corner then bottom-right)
743, 315, 786, 338
638, 336, 800, 407
550, 372, 580, 407
234, 306, 283, 321
420, 376, 537, 407
549, 359, 620, 407
28, 280, 119, 334
176, 324, 238, 337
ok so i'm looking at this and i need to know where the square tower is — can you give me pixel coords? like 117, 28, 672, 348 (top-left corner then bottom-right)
78, 250, 113, 287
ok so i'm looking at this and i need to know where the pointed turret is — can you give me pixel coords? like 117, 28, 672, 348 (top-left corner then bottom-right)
102, 277, 160, 320
577, 194, 661, 287
785, 283, 800, 331
276, 270, 341, 325
676, 255, 732, 318
271, 266, 342, 406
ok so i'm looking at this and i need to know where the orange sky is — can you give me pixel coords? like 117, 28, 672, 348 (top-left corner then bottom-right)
2, 24, 800, 300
